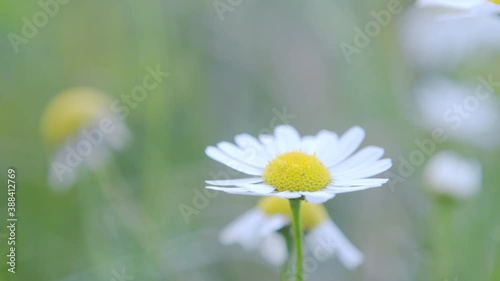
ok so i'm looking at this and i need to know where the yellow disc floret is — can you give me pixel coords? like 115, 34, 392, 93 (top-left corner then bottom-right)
258, 197, 328, 230
490, 0, 500, 4
263, 152, 332, 192
40, 88, 112, 148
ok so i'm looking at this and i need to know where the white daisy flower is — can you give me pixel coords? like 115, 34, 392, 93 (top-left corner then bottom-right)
424, 151, 482, 199
41, 88, 131, 190
205, 125, 392, 204
414, 76, 500, 148
399, 4, 500, 71
416, 0, 500, 19
220, 197, 364, 270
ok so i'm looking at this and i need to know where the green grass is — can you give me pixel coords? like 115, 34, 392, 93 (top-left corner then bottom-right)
1, 0, 499, 280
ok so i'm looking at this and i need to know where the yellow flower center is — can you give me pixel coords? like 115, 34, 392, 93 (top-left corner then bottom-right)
258, 197, 328, 230
40, 88, 111, 148
490, 0, 500, 4
263, 152, 332, 192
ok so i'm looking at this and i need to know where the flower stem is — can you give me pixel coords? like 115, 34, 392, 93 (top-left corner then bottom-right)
290, 199, 303, 281
433, 196, 455, 279
92, 156, 157, 253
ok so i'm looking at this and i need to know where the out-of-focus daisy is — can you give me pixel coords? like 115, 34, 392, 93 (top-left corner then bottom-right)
205, 125, 392, 204
424, 150, 482, 199
414, 76, 500, 148
220, 197, 364, 269
399, 3, 500, 71
417, 0, 500, 19
41, 87, 131, 190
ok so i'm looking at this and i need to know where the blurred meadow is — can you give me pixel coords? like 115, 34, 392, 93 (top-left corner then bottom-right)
1, 0, 500, 280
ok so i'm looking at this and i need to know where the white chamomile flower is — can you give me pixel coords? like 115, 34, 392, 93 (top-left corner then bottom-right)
417, 0, 500, 19
424, 151, 482, 199
220, 197, 364, 270
41, 87, 131, 190
414, 76, 500, 148
205, 125, 392, 204
400, 2, 500, 70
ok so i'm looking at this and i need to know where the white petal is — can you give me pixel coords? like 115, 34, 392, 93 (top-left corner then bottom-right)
102, 116, 131, 151
332, 178, 389, 187
300, 135, 317, 154
234, 134, 272, 161
259, 134, 282, 157
217, 141, 268, 168
258, 215, 289, 237
259, 134, 273, 142
424, 150, 482, 199
274, 125, 301, 153
416, 0, 483, 10
205, 177, 263, 186
258, 232, 288, 266
332, 159, 392, 180
330, 146, 384, 170
310, 130, 338, 156
323, 126, 365, 167
82, 143, 111, 171
325, 184, 381, 194
206, 186, 272, 196
206, 186, 251, 194
48, 149, 77, 191
48, 137, 102, 191
307, 220, 364, 270
220, 209, 266, 250
205, 146, 264, 176
244, 184, 276, 194
301, 191, 336, 204
273, 191, 302, 199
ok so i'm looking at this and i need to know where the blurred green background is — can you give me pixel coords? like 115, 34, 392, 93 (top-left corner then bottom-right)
1, 0, 500, 280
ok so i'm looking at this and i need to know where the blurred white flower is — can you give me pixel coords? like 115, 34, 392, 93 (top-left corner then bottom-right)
424, 150, 482, 199
41, 88, 131, 190
205, 125, 392, 204
220, 197, 364, 269
417, 0, 500, 18
414, 76, 500, 148
399, 4, 500, 70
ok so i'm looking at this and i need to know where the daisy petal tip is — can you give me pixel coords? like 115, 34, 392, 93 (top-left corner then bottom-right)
344, 255, 364, 271
349, 125, 365, 134
275, 124, 292, 131
383, 158, 393, 170
204, 146, 214, 154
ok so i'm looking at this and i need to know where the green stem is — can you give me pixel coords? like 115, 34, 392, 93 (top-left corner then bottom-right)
434, 197, 455, 279
92, 156, 156, 253
290, 200, 303, 281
